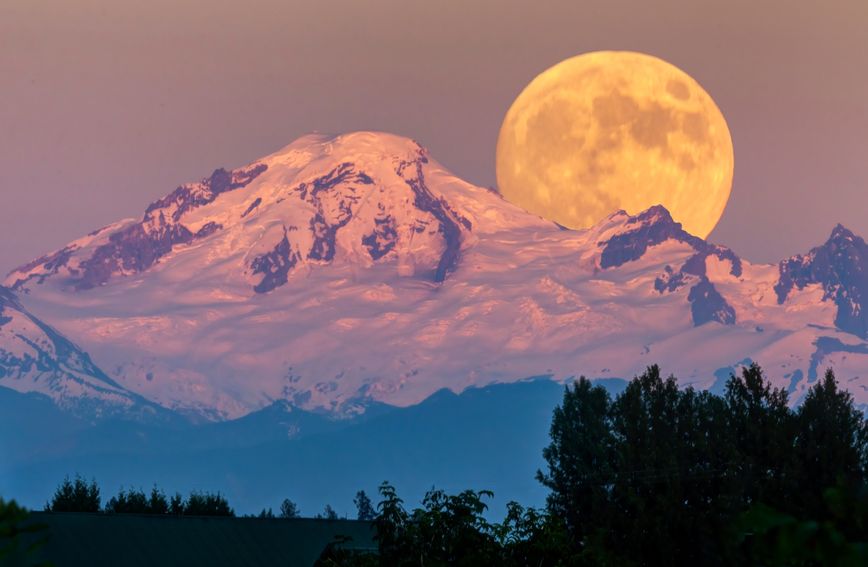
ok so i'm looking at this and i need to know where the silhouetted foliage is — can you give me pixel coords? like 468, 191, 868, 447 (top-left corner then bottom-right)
374, 482, 501, 566
345, 483, 571, 566
105, 486, 169, 515
279, 498, 300, 519
335, 365, 868, 565
1, 498, 50, 566
33, 363, 868, 566
724, 362, 795, 509
534, 364, 868, 565
183, 492, 234, 517
493, 501, 572, 567
536, 376, 613, 550
738, 485, 868, 566
607, 365, 735, 564
314, 534, 379, 567
49, 478, 235, 518
147, 486, 169, 515
46, 475, 100, 513
317, 505, 339, 521
792, 369, 868, 517
354, 491, 375, 521
169, 493, 184, 515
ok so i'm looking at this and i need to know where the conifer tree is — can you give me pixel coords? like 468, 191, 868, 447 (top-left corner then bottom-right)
46, 475, 100, 513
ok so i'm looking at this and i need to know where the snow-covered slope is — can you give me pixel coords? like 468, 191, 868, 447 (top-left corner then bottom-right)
0, 285, 151, 418
6, 132, 867, 419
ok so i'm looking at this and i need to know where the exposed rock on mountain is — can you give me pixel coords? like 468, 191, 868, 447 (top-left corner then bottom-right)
776, 225, 866, 339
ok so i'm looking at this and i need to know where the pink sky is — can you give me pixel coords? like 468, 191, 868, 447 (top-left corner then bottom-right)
1, 0, 866, 272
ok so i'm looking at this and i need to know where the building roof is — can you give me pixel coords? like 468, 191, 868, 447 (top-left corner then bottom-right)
18, 512, 376, 567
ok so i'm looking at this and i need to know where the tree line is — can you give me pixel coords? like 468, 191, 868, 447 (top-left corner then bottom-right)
40, 475, 377, 522
4, 363, 868, 565
319, 364, 868, 566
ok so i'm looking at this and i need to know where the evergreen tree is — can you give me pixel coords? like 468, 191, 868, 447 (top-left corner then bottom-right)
105, 486, 170, 514
354, 490, 375, 521
169, 493, 184, 515
46, 475, 100, 513
104, 487, 146, 514
183, 492, 234, 517
148, 487, 169, 515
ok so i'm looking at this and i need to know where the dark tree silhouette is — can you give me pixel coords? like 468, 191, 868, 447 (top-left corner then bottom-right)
536, 376, 613, 547
793, 369, 868, 517
105, 486, 170, 515
46, 475, 100, 513
354, 490, 375, 521
148, 487, 169, 515
183, 492, 234, 517
279, 498, 300, 519
32, 363, 868, 566
1, 498, 49, 565
534, 364, 868, 565
169, 493, 184, 516
724, 362, 794, 509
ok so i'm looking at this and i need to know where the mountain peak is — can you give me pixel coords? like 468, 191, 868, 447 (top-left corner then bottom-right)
588, 204, 741, 328
829, 223, 859, 245
775, 224, 867, 338
6, 131, 544, 295
597, 204, 703, 269
634, 204, 675, 224
6, 132, 867, 420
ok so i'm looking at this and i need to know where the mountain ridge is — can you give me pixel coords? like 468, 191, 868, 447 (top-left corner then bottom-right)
2, 131, 866, 420
0, 283, 165, 419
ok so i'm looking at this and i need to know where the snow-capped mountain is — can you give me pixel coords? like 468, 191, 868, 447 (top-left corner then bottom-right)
4, 132, 867, 419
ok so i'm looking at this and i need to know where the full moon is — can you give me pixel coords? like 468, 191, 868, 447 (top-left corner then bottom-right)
496, 51, 733, 238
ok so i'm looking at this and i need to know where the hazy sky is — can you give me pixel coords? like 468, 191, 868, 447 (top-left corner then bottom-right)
1, 0, 866, 273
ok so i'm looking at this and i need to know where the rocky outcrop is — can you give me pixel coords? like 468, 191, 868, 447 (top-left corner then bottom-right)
597, 206, 740, 327
75, 164, 267, 290
775, 225, 866, 339
599, 205, 703, 269
397, 153, 470, 283
251, 228, 301, 294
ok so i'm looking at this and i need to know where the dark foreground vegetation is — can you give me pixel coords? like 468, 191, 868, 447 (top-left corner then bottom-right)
3, 364, 868, 566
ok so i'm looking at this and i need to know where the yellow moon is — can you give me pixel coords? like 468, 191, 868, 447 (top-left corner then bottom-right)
495, 51, 733, 238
